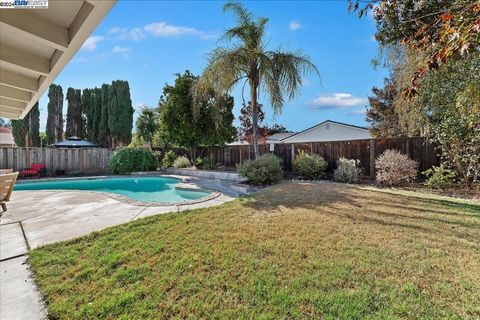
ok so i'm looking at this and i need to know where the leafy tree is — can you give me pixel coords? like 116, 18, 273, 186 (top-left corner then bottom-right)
202, 92, 236, 147
136, 107, 157, 147
238, 102, 268, 143
366, 76, 405, 137
65, 87, 84, 138
389, 48, 430, 136
128, 133, 144, 147
108, 80, 134, 148
349, 0, 480, 96
267, 124, 291, 135
39, 132, 48, 147
46, 84, 64, 144
194, 1, 319, 158
11, 102, 40, 147
159, 71, 236, 159
416, 54, 480, 187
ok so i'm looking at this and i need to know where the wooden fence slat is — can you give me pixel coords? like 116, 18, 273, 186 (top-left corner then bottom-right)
0, 147, 114, 174
154, 137, 439, 175
0, 138, 438, 177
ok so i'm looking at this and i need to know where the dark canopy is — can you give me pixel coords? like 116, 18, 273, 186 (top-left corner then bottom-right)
50, 137, 98, 148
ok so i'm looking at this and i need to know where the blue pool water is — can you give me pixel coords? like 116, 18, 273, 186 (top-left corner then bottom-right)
15, 177, 210, 203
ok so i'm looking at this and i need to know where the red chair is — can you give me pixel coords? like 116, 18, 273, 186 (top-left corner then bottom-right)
20, 163, 46, 178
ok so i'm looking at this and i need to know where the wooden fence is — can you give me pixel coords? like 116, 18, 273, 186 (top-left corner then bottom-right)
0, 138, 439, 177
155, 137, 439, 177
0, 147, 113, 174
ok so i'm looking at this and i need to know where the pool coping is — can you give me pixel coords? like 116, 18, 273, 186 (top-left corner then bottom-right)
14, 175, 222, 207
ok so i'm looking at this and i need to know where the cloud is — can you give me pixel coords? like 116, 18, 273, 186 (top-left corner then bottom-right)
144, 22, 216, 39
107, 26, 126, 35
81, 35, 104, 51
350, 108, 367, 115
308, 93, 367, 109
72, 57, 88, 64
112, 45, 130, 58
289, 20, 302, 31
107, 27, 145, 41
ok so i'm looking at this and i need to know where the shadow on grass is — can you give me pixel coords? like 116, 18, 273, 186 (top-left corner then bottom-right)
242, 182, 480, 247
245, 182, 479, 213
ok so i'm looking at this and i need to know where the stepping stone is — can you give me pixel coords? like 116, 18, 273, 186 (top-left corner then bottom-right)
1, 256, 47, 320
0, 223, 28, 260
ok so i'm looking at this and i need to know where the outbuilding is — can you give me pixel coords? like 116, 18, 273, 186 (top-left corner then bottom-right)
50, 136, 98, 148
277, 120, 371, 144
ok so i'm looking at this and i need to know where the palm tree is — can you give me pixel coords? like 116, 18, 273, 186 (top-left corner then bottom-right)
135, 107, 157, 148
194, 1, 319, 158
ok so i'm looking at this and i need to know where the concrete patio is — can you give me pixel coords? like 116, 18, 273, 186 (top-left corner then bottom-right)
0, 176, 238, 319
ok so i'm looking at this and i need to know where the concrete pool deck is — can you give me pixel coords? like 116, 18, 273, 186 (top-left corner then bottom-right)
0, 176, 240, 319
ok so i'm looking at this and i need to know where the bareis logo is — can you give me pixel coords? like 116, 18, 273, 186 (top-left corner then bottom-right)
0, 0, 48, 9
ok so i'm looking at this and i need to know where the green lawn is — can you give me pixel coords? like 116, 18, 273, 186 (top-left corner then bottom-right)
29, 182, 480, 319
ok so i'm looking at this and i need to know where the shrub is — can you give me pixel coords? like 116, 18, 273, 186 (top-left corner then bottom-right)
162, 150, 176, 169
204, 156, 221, 170
173, 156, 192, 168
109, 147, 157, 175
293, 152, 327, 180
334, 158, 363, 183
375, 149, 418, 186
423, 164, 456, 189
194, 156, 220, 170
195, 157, 204, 168
153, 151, 163, 168
238, 154, 283, 185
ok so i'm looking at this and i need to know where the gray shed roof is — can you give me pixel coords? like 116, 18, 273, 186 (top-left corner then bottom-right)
50, 136, 98, 148
266, 132, 296, 142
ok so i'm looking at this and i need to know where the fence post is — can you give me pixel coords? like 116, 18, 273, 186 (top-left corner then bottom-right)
291, 144, 295, 165
224, 147, 228, 167
369, 139, 375, 178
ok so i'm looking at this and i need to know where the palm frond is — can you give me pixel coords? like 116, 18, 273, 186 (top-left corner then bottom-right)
260, 50, 320, 113
223, 1, 253, 26
199, 2, 320, 119
221, 1, 269, 50
192, 47, 249, 112
258, 53, 284, 112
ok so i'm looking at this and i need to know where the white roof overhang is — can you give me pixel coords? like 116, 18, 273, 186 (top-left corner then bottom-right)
0, 0, 116, 119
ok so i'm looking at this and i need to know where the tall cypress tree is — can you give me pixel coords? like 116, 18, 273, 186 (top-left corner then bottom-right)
82, 88, 96, 140
65, 88, 84, 138
46, 84, 64, 144
28, 102, 40, 147
11, 117, 27, 147
91, 87, 103, 146
97, 84, 110, 147
107, 80, 133, 148
11, 102, 40, 147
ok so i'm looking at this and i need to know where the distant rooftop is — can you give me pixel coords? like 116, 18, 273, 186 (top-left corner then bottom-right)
50, 136, 98, 148
266, 132, 296, 142
0, 127, 15, 146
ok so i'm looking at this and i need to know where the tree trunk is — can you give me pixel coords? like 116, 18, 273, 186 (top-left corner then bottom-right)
250, 79, 259, 159
191, 146, 197, 166
25, 131, 30, 168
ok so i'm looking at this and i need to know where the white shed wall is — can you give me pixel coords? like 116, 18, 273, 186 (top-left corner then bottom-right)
282, 122, 371, 143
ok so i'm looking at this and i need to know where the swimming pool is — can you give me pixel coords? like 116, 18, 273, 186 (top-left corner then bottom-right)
15, 177, 211, 203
